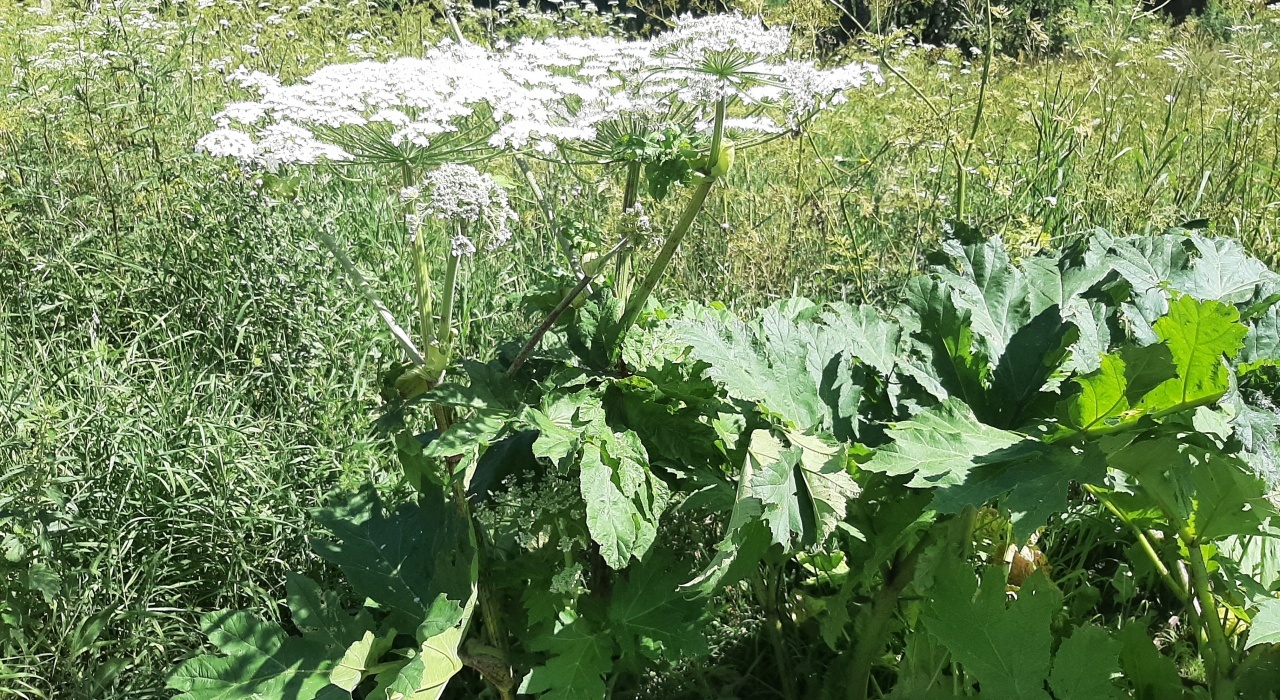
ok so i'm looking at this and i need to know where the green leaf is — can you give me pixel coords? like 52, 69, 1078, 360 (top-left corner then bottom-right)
1136, 295, 1247, 412
169, 574, 369, 699
1171, 235, 1277, 304
902, 276, 990, 412
422, 411, 505, 458
820, 302, 903, 378
740, 429, 860, 548
989, 305, 1074, 426
936, 235, 1030, 366
287, 573, 372, 651
608, 554, 707, 662
1239, 304, 1280, 373
1063, 353, 1130, 431
862, 399, 1032, 489
674, 301, 826, 430
25, 563, 60, 604
1105, 234, 1190, 297
920, 560, 1060, 700
332, 630, 396, 692
424, 359, 521, 411
932, 444, 1107, 543
1048, 625, 1123, 700
1106, 438, 1276, 542
1247, 599, 1280, 649
168, 611, 341, 700
519, 615, 613, 700
1116, 620, 1184, 700
579, 430, 670, 569
384, 627, 464, 700
1021, 245, 1110, 319
310, 486, 472, 629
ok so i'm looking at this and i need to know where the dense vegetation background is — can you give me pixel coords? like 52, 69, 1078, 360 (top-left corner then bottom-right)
3, 0, 1280, 696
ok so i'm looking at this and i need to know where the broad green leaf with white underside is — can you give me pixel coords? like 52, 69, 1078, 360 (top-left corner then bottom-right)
921, 559, 1060, 700
168, 574, 367, 699
1246, 599, 1280, 649
579, 429, 669, 570
1136, 295, 1247, 413
1170, 235, 1278, 304
168, 611, 338, 700
744, 429, 859, 547
383, 627, 464, 700
862, 399, 1033, 489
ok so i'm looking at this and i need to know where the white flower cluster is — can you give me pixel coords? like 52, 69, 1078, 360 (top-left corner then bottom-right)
196, 13, 882, 168
409, 164, 517, 256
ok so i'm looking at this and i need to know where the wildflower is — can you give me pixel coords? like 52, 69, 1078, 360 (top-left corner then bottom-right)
416, 164, 517, 254
195, 128, 257, 161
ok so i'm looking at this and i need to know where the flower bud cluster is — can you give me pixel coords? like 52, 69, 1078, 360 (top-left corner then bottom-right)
404, 164, 517, 256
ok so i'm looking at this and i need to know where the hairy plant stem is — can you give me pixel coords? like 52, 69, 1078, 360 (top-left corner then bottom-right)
751, 568, 799, 700
845, 535, 931, 700
515, 155, 588, 283
613, 97, 726, 358
614, 161, 643, 304
402, 162, 437, 349
1085, 484, 1190, 604
1185, 534, 1236, 699
507, 237, 629, 377
436, 224, 462, 357
315, 226, 425, 365
401, 160, 512, 699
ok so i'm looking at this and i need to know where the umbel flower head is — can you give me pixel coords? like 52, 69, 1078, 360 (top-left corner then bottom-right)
405, 164, 517, 257
195, 13, 882, 169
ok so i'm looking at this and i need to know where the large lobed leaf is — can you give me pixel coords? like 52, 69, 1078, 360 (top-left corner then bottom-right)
861, 399, 1032, 489
168, 576, 365, 700
309, 486, 473, 636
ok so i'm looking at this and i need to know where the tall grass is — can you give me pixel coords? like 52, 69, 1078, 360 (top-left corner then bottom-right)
2, 0, 1280, 696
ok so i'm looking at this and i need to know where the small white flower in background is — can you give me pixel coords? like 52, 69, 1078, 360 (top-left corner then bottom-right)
1044, 196, 1058, 206
196, 128, 257, 160
416, 164, 517, 255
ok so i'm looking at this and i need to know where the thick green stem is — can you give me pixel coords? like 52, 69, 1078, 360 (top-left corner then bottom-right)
845, 536, 930, 700
508, 237, 629, 377
435, 229, 462, 362
515, 155, 586, 281
614, 97, 726, 357
750, 568, 798, 700
402, 162, 436, 350
1086, 485, 1189, 605
614, 161, 643, 304
613, 179, 712, 355
316, 226, 424, 365
1186, 536, 1236, 698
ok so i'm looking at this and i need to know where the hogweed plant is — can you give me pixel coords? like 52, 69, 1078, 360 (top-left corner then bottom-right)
170, 10, 1280, 700
175, 13, 884, 700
